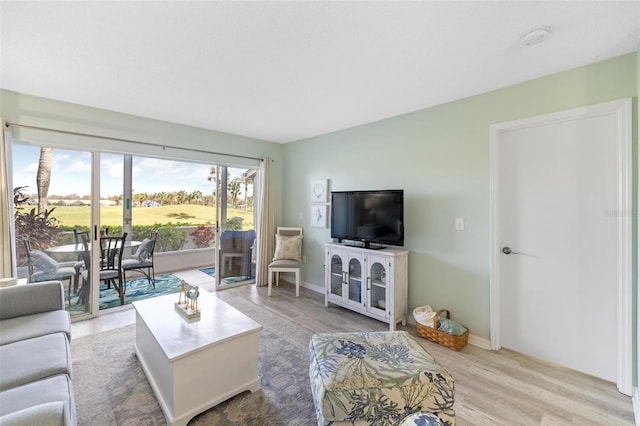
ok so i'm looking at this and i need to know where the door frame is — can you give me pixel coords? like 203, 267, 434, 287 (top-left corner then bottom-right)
489, 98, 632, 395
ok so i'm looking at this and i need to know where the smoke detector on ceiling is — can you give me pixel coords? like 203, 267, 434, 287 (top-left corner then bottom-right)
521, 26, 551, 46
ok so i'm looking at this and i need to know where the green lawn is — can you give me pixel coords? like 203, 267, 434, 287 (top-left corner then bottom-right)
51, 204, 254, 229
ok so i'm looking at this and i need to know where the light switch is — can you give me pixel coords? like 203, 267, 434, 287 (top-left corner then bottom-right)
455, 217, 465, 231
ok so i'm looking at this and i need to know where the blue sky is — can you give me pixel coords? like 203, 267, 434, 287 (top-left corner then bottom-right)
12, 144, 253, 198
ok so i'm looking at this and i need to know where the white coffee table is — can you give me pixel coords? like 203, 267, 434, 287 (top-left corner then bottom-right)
132, 291, 262, 426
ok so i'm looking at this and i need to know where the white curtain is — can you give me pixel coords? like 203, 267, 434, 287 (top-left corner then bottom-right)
255, 157, 274, 287
0, 122, 15, 278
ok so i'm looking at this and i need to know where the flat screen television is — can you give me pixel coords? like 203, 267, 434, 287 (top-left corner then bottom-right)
331, 190, 404, 248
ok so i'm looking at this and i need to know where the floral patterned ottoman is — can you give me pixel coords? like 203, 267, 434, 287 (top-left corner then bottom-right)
309, 331, 455, 426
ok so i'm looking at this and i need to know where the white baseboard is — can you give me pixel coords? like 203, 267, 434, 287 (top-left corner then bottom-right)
301, 281, 324, 294
633, 388, 640, 425
467, 334, 491, 350
297, 280, 494, 349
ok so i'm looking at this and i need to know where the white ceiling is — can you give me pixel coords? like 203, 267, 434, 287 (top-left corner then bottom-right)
1, 1, 639, 143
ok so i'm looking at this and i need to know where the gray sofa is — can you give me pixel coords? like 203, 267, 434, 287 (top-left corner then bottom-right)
0, 280, 76, 425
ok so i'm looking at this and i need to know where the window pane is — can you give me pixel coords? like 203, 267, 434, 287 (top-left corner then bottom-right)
100, 153, 124, 236
12, 143, 93, 317
130, 157, 217, 252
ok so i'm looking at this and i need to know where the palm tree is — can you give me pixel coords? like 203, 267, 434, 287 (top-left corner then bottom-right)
133, 193, 145, 207
36, 147, 53, 214
228, 178, 241, 208
240, 171, 252, 212
191, 190, 203, 205
111, 194, 123, 206
207, 167, 218, 202
154, 191, 166, 206
208, 166, 232, 206
176, 190, 188, 204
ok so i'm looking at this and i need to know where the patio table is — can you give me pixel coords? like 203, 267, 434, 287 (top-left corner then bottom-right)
45, 240, 142, 308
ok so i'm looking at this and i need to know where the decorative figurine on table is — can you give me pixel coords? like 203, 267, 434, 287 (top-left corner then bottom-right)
186, 286, 199, 312
177, 280, 187, 305
175, 280, 201, 321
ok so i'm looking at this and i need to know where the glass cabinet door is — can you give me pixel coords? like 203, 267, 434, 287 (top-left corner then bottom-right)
369, 259, 387, 313
330, 254, 343, 297
348, 257, 362, 304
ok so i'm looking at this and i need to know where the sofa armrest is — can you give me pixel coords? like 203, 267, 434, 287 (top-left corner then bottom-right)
0, 281, 65, 320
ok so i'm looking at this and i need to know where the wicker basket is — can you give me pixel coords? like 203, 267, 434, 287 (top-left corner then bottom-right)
416, 309, 468, 351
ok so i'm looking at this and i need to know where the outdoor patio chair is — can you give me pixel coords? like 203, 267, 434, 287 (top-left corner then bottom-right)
72, 229, 89, 293
77, 233, 91, 308
122, 230, 158, 288
268, 227, 303, 297
100, 233, 128, 305
22, 238, 76, 307
219, 229, 256, 280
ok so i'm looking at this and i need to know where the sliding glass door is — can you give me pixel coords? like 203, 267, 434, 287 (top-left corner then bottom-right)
12, 143, 96, 318
214, 165, 257, 290
11, 141, 259, 319
125, 155, 219, 288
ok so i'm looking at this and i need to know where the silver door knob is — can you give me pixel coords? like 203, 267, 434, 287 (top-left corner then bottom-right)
502, 247, 519, 255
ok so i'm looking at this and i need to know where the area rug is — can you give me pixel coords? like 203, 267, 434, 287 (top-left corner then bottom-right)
71, 290, 316, 425
199, 266, 215, 277
78, 273, 182, 311
199, 266, 252, 285
67, 274, 184, 313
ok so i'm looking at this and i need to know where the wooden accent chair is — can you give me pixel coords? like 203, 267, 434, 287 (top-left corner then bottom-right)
268, 227, 303, 297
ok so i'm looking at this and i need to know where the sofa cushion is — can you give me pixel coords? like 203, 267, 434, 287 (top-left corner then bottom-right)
0, 311, 71, 346
30, 266, 76, 283
121, 258, 152, 269
268, 259, 300, 268
0, 401, 66, 426
0, 375, 76, 426
0, 281, 65, 320
0, 333, 72, 391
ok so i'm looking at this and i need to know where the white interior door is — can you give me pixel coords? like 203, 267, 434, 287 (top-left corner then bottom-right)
490, 99, 631, 393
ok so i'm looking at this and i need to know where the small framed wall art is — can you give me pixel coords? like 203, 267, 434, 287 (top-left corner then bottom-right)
311, 204, 328, 228
310, 179, 328, 203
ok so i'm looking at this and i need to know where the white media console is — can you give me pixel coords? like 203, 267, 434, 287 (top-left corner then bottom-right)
324, 242, 408, 330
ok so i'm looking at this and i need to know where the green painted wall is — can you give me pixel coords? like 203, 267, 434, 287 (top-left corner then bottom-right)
1, 53, 636, 343
283, 53, 638, 340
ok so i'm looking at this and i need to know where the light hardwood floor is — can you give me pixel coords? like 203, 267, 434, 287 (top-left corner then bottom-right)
72, 271, 635, 425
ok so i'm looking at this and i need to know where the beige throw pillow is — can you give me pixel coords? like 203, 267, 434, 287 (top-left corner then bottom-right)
273, 234, 303, 262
